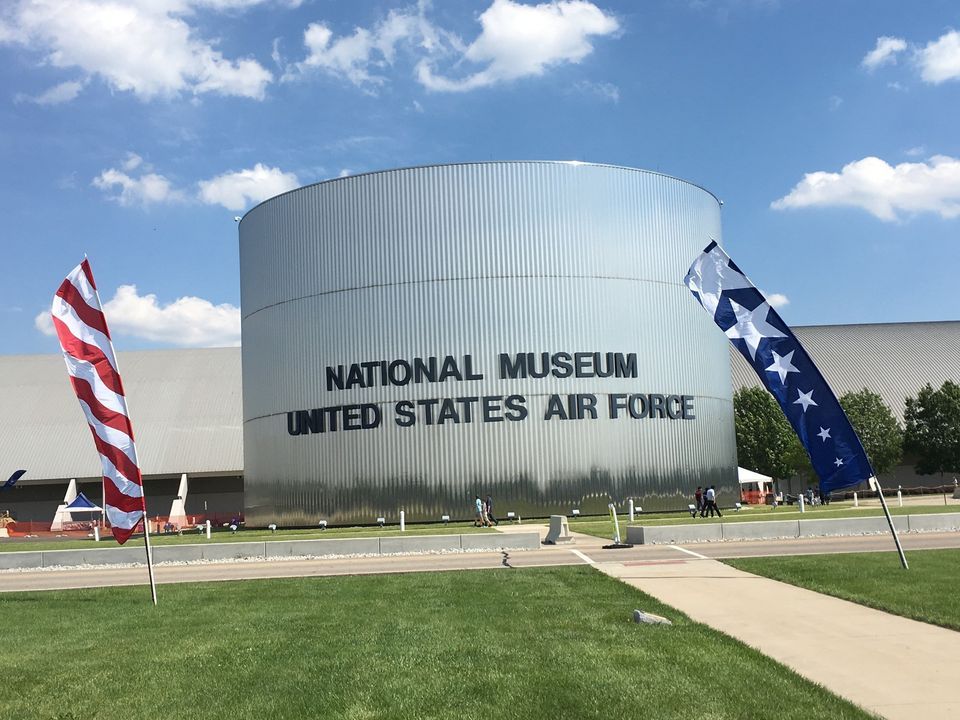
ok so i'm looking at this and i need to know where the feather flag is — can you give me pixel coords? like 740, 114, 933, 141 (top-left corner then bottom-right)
685, 241, 874, 494
51, 260, 147, 544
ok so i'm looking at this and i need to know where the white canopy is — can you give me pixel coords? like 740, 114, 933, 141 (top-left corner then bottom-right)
738, 467, 773, 485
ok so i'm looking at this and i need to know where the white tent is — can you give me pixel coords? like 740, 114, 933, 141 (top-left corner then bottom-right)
51, 484, 103, 531
737, 467, 773, 484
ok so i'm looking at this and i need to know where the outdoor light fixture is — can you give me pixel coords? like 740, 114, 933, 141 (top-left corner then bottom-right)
506, 511, 516, 521
268, 523, 277, 533
734, 503, 742, 512
688, 504, 697, 518
571, 509, 581, 516
377, 517, 386, 527
441, 514, 450, 524
229, 524, 238, 534
318, 520, 327, 530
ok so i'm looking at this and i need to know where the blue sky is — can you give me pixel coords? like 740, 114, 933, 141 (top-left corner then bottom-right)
2, 0, 958, 354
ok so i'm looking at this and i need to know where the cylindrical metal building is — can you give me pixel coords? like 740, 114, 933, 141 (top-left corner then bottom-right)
239, 162, 737, 526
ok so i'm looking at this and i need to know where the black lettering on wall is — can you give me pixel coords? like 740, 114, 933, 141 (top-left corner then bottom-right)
499, 353, 526, 379
615, 353, 638, 378
544, 394, 567, 420
504, 394, 528, 421
395, 400, 416, 427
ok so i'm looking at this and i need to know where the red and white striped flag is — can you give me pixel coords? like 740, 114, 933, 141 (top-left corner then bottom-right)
51, 260, 146, 544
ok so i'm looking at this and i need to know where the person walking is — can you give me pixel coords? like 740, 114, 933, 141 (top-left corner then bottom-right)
485, 494, 498, 526
694, 486, 704, 515
702, 485, 722, 518
474, 495, 485, 527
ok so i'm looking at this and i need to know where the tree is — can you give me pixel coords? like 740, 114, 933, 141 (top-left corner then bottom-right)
838, 388, 903, 476
904, 380, 960, 476
733, 387, 805, 480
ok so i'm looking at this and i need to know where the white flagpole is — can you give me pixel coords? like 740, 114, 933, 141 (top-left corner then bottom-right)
88, 264, 158, 605
871, 477, 908, 570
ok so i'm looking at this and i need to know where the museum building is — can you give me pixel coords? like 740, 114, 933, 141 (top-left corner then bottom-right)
2, 163, 957, 525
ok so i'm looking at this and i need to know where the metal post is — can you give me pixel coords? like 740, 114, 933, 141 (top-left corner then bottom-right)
798, 494, 805, 513
853, 492, 858, 508
875, 482, 908, 569
400, 510, 405, 532
141, 515, 159, 605
205, 519, 211, 539
897, 486, 903, 508
628, 498, 635, 523
608, 503, 621, 545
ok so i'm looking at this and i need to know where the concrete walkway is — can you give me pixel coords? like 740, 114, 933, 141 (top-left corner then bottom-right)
596, 553, 960, 720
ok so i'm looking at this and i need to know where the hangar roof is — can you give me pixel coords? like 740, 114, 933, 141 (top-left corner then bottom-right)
3, 321, 956, 482
729, 320, 960, 422
1, 347, 242, 484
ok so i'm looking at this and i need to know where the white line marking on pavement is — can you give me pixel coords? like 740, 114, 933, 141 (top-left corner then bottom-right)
669, 544, 709, 559
569, 549, 596, 565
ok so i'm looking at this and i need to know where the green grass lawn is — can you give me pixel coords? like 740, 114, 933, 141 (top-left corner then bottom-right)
726, 549, 960, 632
569, 502, 960, 541
0, 520, 495, 553
2, 567, 870, 720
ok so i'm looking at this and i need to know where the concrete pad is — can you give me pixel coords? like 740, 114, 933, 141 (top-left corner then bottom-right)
908, 512, 960, 532
721, 520, 800, 541
798, 516, 908, 538
263, 538, 380, 558
379, 535, 461, 554
597, 556, 960, 720
626, 523, 723, 545
0, 551, 43, 569
461, 532, 540, 550
200, 542, 266, 561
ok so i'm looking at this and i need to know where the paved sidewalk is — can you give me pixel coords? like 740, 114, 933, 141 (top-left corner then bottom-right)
596, 553, 960, 720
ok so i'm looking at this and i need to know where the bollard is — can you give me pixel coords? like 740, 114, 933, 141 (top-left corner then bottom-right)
93, 525, 100, 542
799, 494, 805, 513
897, 487, 903, 508
400, 510, 405, 532
853, 492, 858, 508
205, 519, 211, 539
628, 498, 635, 522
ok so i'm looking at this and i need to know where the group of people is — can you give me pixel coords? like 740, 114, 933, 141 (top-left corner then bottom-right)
694, 486, 722, 518
473, 495, 498, 527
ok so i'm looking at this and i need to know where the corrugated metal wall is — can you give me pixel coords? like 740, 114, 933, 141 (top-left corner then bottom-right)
239, 162, 737, 525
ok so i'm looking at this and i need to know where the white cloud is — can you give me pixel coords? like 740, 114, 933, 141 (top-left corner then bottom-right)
572, 79, 619, 102
288, 5, 432, 90
338, 168, 351, 178
772, 155, 960, 221
13, 78, 86, 105
828, 95, 842, 110
1, 0, 273, 100
287, 0, 619, 93
93, 167, 185, 206
34, 311, 54, 335
198, 163, 299, 210
122, 152, 144, 172
36, 284, 241, 347
418, 0, 619, 92
904, 145, 926, 158
762, 292, 789, 309
916, 29, 960, 84
861, 36, 906, 70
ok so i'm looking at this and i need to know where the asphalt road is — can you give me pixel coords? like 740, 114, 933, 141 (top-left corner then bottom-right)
2, 531, 958, 594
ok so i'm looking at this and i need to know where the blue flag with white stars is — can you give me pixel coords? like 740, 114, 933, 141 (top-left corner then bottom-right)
685, 241, 874, 494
